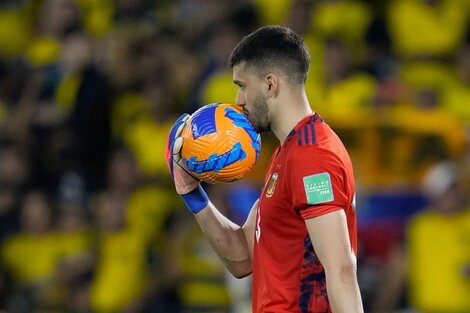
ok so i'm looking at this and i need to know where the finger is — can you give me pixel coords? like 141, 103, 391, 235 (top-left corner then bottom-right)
168, 113, 189, 145
173, 137, 183, 162
174, 118, 187, 138
181, 114, 190, 123
175, 113, 190, 125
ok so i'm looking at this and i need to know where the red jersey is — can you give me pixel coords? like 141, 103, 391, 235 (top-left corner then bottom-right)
252, 113, 357, 313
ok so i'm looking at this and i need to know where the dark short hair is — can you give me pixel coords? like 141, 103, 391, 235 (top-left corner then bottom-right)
229, 25, 310, 85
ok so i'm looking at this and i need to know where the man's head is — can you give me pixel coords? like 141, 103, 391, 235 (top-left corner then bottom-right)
229, 26, 310, 133
229, 25, 310, 86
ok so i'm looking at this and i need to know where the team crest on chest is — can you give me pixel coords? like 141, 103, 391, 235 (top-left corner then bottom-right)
265, 172, 279, 198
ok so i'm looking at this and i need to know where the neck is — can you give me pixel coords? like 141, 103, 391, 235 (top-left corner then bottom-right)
271, 88, 312, 144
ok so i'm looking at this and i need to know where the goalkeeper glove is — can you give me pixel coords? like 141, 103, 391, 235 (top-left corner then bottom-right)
165, 114, 208, 214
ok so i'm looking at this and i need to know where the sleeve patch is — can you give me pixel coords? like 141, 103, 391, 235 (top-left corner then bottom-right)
303, 172, 334, 204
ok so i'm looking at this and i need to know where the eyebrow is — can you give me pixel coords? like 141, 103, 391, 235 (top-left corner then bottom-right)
233, 80, 243, 86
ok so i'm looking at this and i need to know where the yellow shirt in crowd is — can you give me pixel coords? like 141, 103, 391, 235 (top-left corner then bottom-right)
408, 208, 470, 313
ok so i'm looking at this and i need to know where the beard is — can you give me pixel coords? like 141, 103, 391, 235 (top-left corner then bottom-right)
249, 93, 270, 133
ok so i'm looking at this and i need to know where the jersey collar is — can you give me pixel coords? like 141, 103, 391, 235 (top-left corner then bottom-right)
286, 112, 324, 140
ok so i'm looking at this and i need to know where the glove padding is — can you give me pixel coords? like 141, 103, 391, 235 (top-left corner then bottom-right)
166, 114, 208, 214
165, 113, 201, 195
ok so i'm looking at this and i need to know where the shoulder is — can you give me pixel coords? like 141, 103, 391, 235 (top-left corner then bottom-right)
289, 113, 329, 147
288, 142, 342, 169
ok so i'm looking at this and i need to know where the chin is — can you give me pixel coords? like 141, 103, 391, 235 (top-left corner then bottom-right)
254, 124, 268, 134
249, 118, 267, 134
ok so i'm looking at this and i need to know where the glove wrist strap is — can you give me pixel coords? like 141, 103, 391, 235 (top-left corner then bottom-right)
181, 186, 209, 214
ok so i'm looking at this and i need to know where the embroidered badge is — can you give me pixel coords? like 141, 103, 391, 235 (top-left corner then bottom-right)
265, 172, 278, 198
303, 172, 334, 204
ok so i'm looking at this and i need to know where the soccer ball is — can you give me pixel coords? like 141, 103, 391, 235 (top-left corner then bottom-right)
180, 103, 261, 183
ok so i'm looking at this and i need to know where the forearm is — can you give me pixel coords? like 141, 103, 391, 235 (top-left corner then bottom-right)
166, 113, 253, 277
326, 266, 364, 313
194, 201, 252, 278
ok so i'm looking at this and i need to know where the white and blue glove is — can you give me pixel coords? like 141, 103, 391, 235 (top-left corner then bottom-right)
165, 114, 209, 214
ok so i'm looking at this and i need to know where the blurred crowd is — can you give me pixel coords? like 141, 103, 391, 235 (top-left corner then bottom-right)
0, 0, 470, 313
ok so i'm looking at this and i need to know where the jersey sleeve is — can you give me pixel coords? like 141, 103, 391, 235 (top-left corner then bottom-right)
288, 146, 350, 220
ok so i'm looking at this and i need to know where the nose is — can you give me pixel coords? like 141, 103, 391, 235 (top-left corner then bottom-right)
235, 89, 245, 107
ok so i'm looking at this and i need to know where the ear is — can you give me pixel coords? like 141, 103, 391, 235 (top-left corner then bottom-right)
265, 74, 279, 98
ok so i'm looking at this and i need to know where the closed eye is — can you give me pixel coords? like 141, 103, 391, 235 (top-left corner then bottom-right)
233, 80, 244, 89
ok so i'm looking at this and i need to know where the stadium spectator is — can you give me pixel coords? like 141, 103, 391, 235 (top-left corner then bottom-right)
2, 190, 63, 311
406, 161, 470, 313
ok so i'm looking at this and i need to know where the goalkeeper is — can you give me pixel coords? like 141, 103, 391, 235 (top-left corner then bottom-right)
166, 25, 363, 313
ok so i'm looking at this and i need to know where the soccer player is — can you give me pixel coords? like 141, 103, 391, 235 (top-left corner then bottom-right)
166, 25, 364, 313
